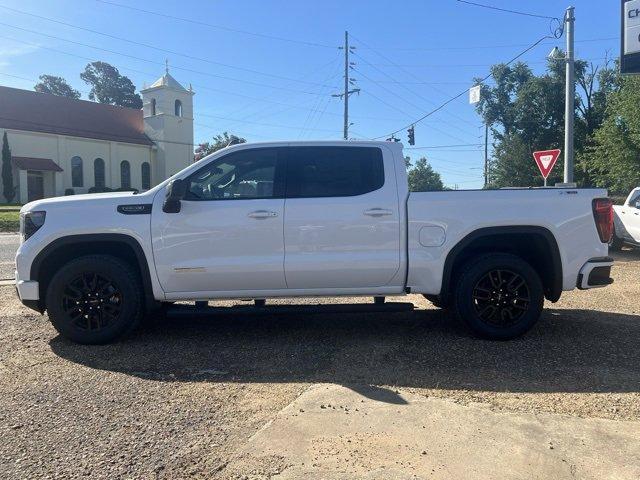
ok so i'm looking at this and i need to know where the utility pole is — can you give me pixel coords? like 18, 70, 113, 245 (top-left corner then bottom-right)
483, 123, 489, 188
343, 30, 349, 140
563, 6, 575, 184
332, 31, 359, 140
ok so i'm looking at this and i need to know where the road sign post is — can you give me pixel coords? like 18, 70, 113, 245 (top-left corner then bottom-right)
533, 149, 561, 187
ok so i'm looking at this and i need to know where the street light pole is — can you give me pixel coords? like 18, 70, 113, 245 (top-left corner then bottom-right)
563, 6, 575, 184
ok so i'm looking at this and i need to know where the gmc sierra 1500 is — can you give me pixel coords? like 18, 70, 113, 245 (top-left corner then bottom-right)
15, 141, 614, 343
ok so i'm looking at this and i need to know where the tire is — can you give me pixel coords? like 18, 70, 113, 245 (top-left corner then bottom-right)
423, 294, 448, 309
609, 231, 624, 252
453, 253, 544, 340
45, 255, 142, 344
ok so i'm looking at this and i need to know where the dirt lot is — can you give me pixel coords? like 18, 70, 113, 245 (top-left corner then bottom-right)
1, 249, 639, 479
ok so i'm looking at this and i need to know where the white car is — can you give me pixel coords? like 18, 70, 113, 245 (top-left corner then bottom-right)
15, 141, 614, 344
611, 187, 640, 250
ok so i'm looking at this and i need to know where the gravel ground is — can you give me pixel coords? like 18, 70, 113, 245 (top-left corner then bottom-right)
1, 249, 639, 479
0, 234, 18, 280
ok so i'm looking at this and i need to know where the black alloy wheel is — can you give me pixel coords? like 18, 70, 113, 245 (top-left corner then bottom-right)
454, 253, 544, 340
61, 272, 123, 331
471, 269, 530, 327
46, 255, 142, 344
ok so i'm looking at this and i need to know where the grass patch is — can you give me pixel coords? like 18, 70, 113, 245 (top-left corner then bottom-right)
0, 210, 20, 232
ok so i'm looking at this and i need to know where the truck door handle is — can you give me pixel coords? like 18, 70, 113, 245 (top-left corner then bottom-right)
364, 208, 393, 217
248, 210, 278, 219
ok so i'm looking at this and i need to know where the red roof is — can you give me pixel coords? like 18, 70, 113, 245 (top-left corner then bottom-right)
0, 86, 153, 146
12, 156, 63, 172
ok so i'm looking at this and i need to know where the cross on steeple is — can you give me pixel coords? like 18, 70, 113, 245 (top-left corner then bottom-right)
165, 59, 169, 74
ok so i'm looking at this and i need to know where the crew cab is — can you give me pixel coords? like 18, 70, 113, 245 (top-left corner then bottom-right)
610, 187, 640, 250
15, 141, 614, 344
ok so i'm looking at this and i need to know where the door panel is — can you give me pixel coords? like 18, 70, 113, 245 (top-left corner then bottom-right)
283, 146, 401, 289
152, 198, 286, 293
151, 147, 286, 294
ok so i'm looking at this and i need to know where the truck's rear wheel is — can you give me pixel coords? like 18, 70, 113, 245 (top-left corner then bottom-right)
45, 255, 142, 344
454, 253, 544, 340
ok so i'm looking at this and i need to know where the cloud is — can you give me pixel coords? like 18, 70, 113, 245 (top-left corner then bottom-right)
0, 40, 40, 66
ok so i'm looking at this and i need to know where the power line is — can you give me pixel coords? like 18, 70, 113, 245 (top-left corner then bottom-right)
349, 33, 478, 130
196, 112, 341, 133
405, 144, 483, 149
0, 24, 338, 96
455, 0, 557, 20
94, 0, 336, 49
0, 39, 392, 126
0, 5, 337, 88
354, 68, 475, 145
357, 36, 618, 52
372, 33, 557, 140
359, 57, 608, 69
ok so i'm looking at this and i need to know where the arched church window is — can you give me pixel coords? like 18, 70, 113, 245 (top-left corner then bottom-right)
94, 158, 105, 188
120, 160, 131, 189
71, 156, 83, 187
175, 99, 182, 117
150, 98, 156, 116
141, 162, 151, 190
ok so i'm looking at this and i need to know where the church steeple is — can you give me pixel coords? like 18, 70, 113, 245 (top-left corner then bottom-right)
140, 67, 195, 178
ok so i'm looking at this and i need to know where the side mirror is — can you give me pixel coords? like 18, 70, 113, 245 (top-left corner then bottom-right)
162, 178, 188, 213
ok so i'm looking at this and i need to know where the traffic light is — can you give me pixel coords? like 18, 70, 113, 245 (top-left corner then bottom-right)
407, 125, 415, 146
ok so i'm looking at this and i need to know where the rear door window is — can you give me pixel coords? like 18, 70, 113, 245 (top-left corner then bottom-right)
285, 146, 384, 198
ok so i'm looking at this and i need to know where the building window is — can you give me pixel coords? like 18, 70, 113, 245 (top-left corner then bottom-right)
94, 158, 105, 188
174, 99, 182, 117
141, 162, 151, 190
150, 98, 157, 116
71, 156, 83, 187
120, 160, 131, 189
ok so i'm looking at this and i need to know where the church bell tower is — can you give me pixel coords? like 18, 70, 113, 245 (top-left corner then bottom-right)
141, 62, 195, 180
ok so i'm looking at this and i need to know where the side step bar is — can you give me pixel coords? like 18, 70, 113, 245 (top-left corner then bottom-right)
166, 302, 415, 318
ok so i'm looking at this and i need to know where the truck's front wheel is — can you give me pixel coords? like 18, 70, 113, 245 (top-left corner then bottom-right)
454, 253, 544, 340
45, 255, 142, 344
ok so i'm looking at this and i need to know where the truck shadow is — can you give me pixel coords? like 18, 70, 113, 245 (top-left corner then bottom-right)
49, 307, 640, 400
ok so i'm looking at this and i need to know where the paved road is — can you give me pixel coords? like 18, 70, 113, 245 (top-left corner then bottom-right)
0, 233, 19, 280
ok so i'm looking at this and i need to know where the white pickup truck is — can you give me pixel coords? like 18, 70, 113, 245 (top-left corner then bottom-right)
611, 187, 640, 250
15, 141, 614, 344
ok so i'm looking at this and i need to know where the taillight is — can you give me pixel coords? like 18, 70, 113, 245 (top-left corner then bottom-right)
592, 198, 613, 243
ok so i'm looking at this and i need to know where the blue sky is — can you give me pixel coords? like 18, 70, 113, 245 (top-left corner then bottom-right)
0, 0, 619, 188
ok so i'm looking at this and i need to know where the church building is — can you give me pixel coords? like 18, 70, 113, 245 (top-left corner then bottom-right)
0, 69, 194, 203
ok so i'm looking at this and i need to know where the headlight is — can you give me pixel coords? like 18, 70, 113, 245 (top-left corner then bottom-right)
21, 211, 46, 241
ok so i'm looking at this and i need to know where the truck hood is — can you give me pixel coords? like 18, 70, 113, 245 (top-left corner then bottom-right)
21, 191, 155, 213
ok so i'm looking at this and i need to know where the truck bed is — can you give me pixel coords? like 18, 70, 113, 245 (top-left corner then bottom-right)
406, 188, 609, 295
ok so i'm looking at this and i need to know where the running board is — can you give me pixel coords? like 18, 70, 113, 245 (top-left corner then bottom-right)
166, 302, 415, 318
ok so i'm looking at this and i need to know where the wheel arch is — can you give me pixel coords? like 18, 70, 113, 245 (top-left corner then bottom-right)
440, 226, 563, 305
30, 233, 157, 313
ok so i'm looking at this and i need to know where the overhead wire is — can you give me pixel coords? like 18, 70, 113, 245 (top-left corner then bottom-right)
455, 0, 557, 20
371, 30, 563, 140
93, 0, 337, 49
0, 23, 339, 95
0, 5, 336, 87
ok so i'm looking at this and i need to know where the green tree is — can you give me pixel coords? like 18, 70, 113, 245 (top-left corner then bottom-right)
80, 62, 142, 109
2, 132, 16, 203
475, 57, 616, 188
407, 157, 444, 191
583, 74, 640, 195
194, 132, 247, 161
34, 75, 81, 99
